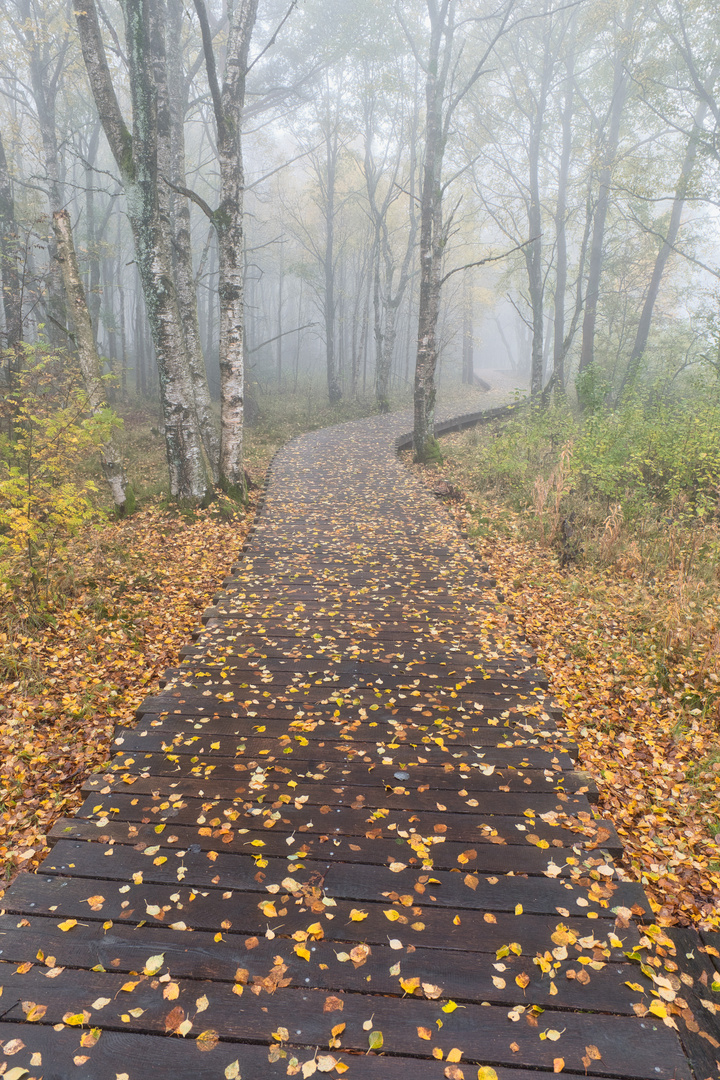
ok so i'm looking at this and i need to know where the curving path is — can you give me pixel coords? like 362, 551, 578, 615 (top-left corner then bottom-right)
0, 411, 708, 1078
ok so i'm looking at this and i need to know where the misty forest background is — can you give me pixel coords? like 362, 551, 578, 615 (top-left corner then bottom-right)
2, 0, 720, 919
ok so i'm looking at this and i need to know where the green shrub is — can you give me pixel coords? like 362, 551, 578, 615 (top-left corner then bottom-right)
448, 381, 720, 533
0, 341, 119, 596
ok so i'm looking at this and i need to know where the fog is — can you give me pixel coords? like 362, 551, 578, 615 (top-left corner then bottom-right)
1, 0, 719, 489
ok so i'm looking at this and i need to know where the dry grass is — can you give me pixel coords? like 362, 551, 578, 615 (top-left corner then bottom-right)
411, 427, 720, 928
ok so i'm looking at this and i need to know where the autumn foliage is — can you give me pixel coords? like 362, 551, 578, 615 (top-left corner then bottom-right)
0, 495, 261, 887
422, 397, 720, 929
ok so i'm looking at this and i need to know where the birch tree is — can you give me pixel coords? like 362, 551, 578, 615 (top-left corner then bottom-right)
5, 0, 70, 343
0, 129, 21, 358
359, 58, 419, 412
164, 0, 219, 477
52, 208, 128, 511
192, 0, 260, 496
578, 1, 637, 375
75, 0, 212, 501
398, 0, 517, 462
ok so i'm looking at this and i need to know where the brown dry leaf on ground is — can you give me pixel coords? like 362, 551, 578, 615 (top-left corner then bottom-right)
0, 487, 263, 887
414, 447, 720, 930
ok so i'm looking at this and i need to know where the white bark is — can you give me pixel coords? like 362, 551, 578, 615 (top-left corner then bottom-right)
194, 0, 259, 494
52, 209, 127, 510
75, 0, 212, 501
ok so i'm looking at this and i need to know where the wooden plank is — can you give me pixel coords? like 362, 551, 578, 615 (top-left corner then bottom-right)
162, 668, 547, 695
49, 817, 614, 873
111, 729, 577, 768
0, 873, 640, 957
82, 772, 593, 819
126, 710, 569, 746
0, 1024, 468, 1080
179, 637, 541, 668
40, 833, 626, 894
36, 839, 646, 918
137, 689, 560, 721
99, 752, 593, 797
665, 927, 720, 1078
1, 1022, 600, 1080
0, 913, 643, 1014
0, 969, 690, 1078
69, 791, 618, 854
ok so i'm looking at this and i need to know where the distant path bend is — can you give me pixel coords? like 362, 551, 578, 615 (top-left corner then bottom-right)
0, 407, 703, 1078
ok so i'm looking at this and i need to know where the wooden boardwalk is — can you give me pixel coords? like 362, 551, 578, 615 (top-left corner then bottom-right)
0, 411, 715, 1077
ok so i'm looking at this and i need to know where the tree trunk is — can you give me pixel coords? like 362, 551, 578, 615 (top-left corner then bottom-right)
294, 279, 303, 392
24, 32, 67, 344
412, 0, 459, 461
462, 272, 473, 384
117, 209, 127, 397
413, 49, 444, 461
103, 255, 118, 367
524, 24, 554, 401
323, 119, 342, 404
552, 44, 575, 399
194, 0, 260, 495
277, 243, 284, 388
527, 144, 545, 399
84, 124, 103, 334
409, 0, 514, 457
76, 0, 212, 501
358, 270, 371, 399
620, 94, 711, 397
0, 130, 22, 359
372, 231, 386, 406
53, 209, 127, 511
165, 0, 220, 477
363, 67, 419, 412
578, 9, 634, 374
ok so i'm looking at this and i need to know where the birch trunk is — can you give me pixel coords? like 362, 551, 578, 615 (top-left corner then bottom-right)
372, 70, 419, 410
53, 210, 127, 511
165, 0, 219, 477
0, 130, 22, 358
23, 19, 67, 343
76, 0, 211, 501
323, 117, 342, 404
413, 8, 447, 462
526, 50, 549, 401
408, 0, 515, 458
194, 0, 260, 495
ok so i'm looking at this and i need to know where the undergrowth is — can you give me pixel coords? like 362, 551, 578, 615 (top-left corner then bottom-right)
0, 378, 401, 883
421, 383, 720, 926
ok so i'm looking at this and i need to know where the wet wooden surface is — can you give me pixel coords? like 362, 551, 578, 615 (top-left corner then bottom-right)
0, 412, 708, 1077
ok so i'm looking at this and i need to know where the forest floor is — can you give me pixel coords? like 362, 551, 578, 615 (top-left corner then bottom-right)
410, 429, 720, 932
0, 382, 502, 893
14, 379, 715, 932
0, 388, 384, 889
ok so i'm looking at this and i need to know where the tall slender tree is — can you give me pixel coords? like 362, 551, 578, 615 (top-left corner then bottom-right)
164, 0, 219, 476
52, 208, 128, 511
0, 128, 21, 358
578, 2, 637, 375
398, 0, 517, 461
193, 0, 261, 495
7, 0, 70, 342
75, 0, 212, 501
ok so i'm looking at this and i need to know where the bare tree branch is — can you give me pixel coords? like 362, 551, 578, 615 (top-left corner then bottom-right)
440, 237, 537, 286
246, 0, 298, 74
